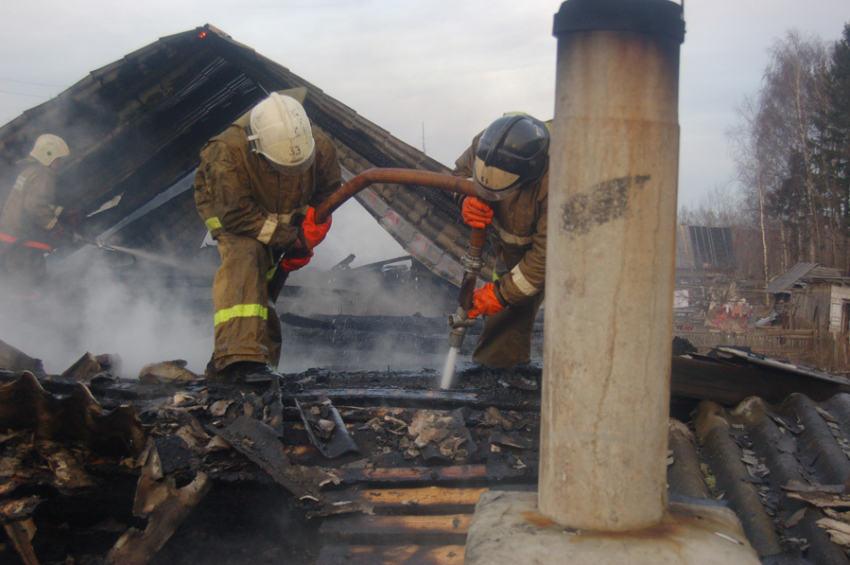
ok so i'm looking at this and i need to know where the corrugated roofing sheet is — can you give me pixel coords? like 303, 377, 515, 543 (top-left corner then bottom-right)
668, 392, 850, 564
765, 263, 821, 294
765, 263, 850, 294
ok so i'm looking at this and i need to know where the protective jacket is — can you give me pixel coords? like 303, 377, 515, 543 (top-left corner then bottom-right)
453, 132, 548, 367
194, 124, 341, 371
0, 157, 63, 284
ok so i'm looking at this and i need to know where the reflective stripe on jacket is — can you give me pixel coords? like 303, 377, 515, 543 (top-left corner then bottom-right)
213, 303, 269, 326
0, 232, 52, 251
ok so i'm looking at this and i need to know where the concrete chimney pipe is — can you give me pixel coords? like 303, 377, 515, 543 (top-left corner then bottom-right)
540, 0, 685, 530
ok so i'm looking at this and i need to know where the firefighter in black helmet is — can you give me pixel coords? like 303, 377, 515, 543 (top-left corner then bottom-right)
451, 114, 550, 368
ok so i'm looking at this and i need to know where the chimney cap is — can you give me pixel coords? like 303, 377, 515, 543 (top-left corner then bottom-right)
553, 0, 685, 44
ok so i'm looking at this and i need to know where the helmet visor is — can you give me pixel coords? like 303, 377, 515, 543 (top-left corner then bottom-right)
473, 157, 521, 201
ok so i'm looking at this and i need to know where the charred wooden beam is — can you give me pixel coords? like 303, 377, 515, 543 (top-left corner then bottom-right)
296, 388, 540, 412
328, 464, 531, 487
105, 439, 211, 565
316, 544, 465, 565
4, 519, 39, 565
671, 354, 850, 405
0, 497, 41, 565
322, 486, 488, 515
319, 514, 471, 546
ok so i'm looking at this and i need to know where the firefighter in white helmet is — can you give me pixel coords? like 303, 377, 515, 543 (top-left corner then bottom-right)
0, 134, 80, 289
194, 92, 341, 383
452, 114, 550, 368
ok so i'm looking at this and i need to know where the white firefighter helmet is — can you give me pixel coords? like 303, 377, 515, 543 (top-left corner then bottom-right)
30, 134, 70, 167
248, 93, 315, 175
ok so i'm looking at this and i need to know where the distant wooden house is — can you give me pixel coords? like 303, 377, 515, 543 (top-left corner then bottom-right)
764, 263, 850, 333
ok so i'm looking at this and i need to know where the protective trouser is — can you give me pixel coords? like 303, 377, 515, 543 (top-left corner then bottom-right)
472, 290, 544, 368
0, 231, 51, 288
211, 233, 282, 371
1, 245, 47, 290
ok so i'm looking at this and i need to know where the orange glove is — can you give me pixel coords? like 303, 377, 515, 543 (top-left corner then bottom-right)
60, 209, 85, 227
280, 250, 313, 272
467, 282, 506, 319
302, 207, 332, 249
462, 197, 493, 229
49, 224, 73, 244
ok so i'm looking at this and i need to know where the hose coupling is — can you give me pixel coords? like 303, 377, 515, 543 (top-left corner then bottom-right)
461, 253, 484, 273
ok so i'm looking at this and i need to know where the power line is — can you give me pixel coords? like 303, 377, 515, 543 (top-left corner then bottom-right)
0, 77, 67, 88
0, 89, 49, 99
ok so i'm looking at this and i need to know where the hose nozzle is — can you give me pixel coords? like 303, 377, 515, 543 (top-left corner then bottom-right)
447, 307, 477, 349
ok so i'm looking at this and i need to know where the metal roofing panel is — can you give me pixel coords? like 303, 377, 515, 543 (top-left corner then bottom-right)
675, 223, 694, 269
765, 263, 820, 294
689, 225, 735, 269
675, 225, 736, 271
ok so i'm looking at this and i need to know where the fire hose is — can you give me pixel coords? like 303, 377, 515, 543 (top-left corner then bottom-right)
268, 168, 481, 301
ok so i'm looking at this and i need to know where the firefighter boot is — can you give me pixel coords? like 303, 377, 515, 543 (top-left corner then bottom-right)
225, 361, 283, 384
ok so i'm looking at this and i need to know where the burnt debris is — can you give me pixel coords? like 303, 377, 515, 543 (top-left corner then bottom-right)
0, 335, 849, 564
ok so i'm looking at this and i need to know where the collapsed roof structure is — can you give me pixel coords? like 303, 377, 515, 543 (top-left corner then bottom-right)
0, 23, 493, 288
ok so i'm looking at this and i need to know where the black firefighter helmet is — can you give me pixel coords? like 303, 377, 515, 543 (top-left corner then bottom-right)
472, 114, 550, 201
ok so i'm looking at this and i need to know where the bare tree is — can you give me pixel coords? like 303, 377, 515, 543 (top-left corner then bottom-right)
760, 30, 831, 262
728, 95, 772, 291
728, 28, 835, 290
678, 183, 745, 227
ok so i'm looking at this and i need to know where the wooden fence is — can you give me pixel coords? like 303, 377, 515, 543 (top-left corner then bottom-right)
673, 329, 816, 357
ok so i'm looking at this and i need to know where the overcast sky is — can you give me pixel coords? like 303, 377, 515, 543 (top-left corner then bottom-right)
1, 0, 848, 267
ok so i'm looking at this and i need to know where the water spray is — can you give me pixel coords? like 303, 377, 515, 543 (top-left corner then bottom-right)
74, 234, 205, 274
440, 225, 486, 389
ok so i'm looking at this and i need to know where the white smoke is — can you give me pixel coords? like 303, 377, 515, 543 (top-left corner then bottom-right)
0, 248, 213, 377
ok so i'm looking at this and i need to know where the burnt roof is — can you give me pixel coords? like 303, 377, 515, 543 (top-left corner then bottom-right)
0, 24, 490, 285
